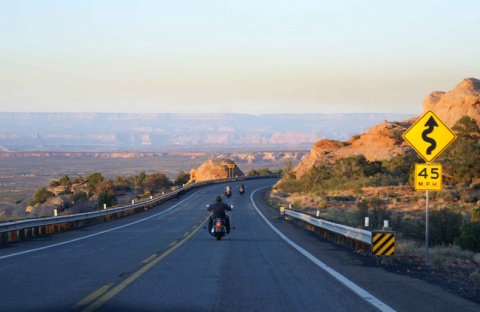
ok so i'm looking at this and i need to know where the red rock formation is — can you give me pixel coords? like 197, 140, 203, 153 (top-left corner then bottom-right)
293, 78, 480, 178
423, 77, 480, 127
188, 158, 244, 183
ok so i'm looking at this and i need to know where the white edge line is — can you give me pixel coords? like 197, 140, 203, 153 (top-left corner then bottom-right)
0, 189, 206, 260
251, 185, 396, 312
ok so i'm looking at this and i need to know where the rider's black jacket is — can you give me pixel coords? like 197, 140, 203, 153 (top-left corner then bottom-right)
207, 202, 232, 218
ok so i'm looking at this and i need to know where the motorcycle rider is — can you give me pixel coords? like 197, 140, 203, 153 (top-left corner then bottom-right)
240, 183, 245, 191
207, 195, 232, 234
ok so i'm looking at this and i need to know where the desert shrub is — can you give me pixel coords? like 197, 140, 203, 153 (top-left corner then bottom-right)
143, 172, 171, 194
257, 168, 274, 175
382, 153, 419, 184
440, 116, 480, 183
436, 190, 460, 202
33, 188, 55, 205
275, 180, 302, 193
49, 180, 61, 187
98, 191, 117, 209
428, 208, 463, 246
472, 207, 480, 222
355, 200, 369, 225
173, 171, 190, 185
367, 197, 390, 228
247, 169, 260, 176
317, 199, 328, 209
113, 176, 134, 191
454, 222, 480, 252
399, 217, 424, 241
86, 172, 104, 197
459, 190, 478, 203
247, 168, 275, 176
72, 190, 87, 203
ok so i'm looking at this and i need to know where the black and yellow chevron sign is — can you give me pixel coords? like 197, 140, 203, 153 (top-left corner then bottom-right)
372, 231, 395, 256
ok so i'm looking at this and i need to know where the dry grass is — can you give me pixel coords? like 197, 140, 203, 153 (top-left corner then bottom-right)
268, 186, 480, 268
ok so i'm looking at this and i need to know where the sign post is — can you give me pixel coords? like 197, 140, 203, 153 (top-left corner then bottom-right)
227, 164, 235, 178
402, 110, 456, 265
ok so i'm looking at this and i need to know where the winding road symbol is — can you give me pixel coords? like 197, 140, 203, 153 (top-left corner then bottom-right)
402, 110, 456, 163
422, 116, 438, 155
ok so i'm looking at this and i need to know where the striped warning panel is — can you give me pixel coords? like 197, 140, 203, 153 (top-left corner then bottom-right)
372, 231, 395, 256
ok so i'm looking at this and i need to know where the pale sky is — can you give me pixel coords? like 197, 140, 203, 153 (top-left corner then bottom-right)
1, 0, 478, 115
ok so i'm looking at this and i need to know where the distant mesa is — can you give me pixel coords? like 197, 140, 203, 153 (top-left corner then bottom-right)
188, 158, 244, 183
0, 112, 416, 151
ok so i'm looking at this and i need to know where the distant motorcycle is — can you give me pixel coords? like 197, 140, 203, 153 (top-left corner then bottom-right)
225, 190, 232, 198
239, 187, 245, 195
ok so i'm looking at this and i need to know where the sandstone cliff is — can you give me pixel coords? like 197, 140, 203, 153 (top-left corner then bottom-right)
293, 78, 480, 178
423, 78, 480, 127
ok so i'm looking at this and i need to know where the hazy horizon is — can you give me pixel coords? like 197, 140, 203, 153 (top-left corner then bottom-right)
1, 1, 478, 116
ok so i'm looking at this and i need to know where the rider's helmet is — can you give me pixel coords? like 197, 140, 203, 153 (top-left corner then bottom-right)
216, 195, 222, 202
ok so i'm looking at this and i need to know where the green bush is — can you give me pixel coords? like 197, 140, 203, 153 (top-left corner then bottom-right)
174, 171, 190, 185
428, 208, 463, 246
455, 222, 480, 252
397, 217, 425, 242
33, 188, 55, 205
460, 190, 478, 203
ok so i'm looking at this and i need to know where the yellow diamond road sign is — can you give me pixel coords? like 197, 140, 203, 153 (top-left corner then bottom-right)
402, 110, 456, 162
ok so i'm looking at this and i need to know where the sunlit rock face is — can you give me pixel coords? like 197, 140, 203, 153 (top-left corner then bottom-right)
293, 78, 480, 179
188, 158, 244, 183
423, 77, 480, 127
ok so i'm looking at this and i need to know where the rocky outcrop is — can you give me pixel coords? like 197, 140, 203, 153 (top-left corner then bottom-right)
188, 158, 244, 183
293, 120, 414, 177
423, 77, 480, 127
293, 78, 480, 178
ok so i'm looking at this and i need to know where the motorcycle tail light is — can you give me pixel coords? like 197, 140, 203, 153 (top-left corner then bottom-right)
216, 221, 222, 227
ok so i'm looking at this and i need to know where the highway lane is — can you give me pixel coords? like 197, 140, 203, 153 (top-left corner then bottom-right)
0, 178, 478, 311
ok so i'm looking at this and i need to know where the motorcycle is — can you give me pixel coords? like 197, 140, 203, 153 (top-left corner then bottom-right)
210, 217, 228, 240
225, 190, 232, 198
239, 187, 245, 195
205, 204, 234, 240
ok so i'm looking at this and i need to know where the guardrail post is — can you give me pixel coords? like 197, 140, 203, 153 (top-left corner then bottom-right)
364, 217, 369, 227
54, 209, 57, 217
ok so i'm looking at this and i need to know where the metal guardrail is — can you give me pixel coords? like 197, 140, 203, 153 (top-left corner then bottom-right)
0, 174, 280, 236
284, 209, 372, 245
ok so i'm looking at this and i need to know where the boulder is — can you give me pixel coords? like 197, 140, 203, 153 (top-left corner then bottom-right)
188, 158, 244, 183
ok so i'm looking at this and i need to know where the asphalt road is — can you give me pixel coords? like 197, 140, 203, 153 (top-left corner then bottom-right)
0, 178, 478, 312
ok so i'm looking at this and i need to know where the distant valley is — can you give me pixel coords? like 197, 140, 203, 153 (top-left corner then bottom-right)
0, 112, 415, 151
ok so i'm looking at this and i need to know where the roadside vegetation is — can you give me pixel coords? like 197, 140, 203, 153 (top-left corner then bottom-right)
0, 170, 192, 221
271, 116, 480, 264
2, 166, 283, 222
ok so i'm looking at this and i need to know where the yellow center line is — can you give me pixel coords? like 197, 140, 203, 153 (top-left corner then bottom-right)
77, 215, 210, 312
72, 284, 113, 310
142, 254, 157, 264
